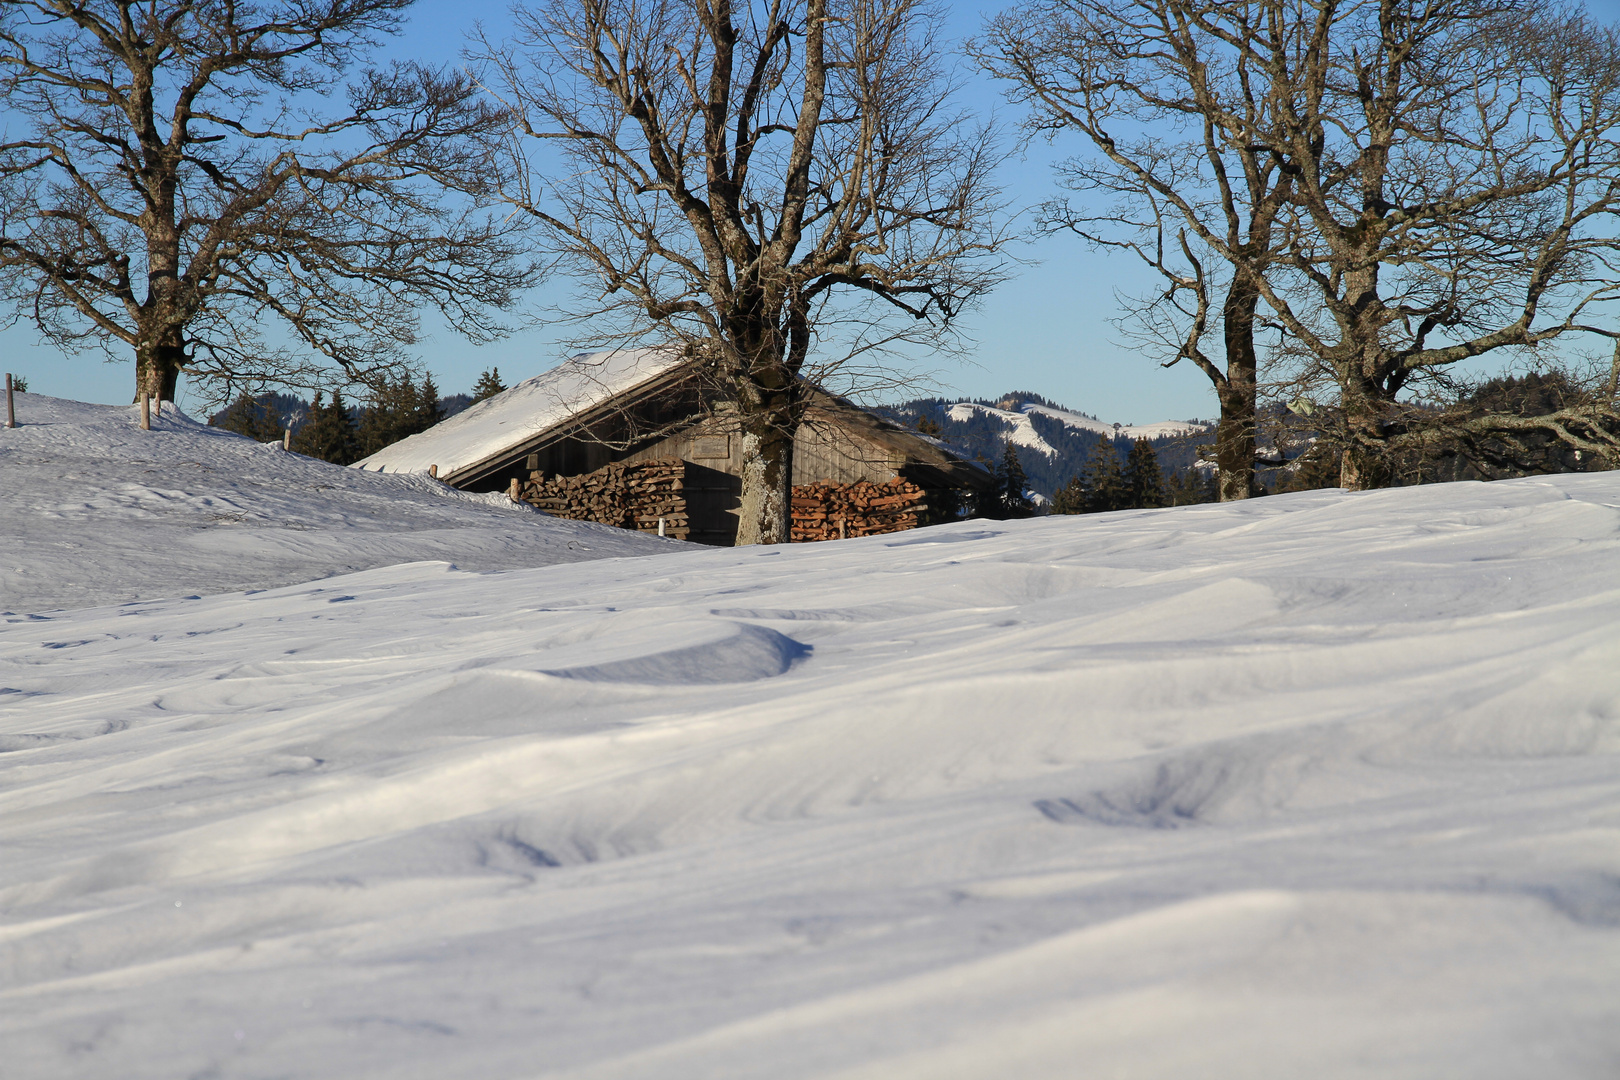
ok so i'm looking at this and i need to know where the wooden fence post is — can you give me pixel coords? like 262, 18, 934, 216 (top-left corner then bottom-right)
140, 393, 150, 430
4, 374, 14, 429
282, 427, 291, 451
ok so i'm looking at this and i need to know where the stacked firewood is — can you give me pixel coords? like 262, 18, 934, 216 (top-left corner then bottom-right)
791, 477, 927, 541
519, 458, 690, 539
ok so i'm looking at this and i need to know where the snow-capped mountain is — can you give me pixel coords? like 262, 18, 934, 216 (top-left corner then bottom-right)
885, 393, 1214, 497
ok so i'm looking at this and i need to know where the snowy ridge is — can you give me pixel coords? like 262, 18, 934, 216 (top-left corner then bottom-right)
0, 394, 675, 612
353, 347, 685, 477
3, 417, 1620, 1078
1022, 402, 1208, 440
945, 401, 1060, 456
945, 400, 1209, 451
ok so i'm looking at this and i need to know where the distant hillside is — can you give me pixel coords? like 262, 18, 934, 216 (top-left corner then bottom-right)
879, 392, 1214, 500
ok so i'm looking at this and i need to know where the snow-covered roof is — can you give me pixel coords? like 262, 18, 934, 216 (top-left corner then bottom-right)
353, 348, 687, 479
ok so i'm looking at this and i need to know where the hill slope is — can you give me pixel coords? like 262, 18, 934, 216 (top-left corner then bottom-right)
3, 451, 1619, 1077
0, 394, 675, 613
882, 393, 1213, 498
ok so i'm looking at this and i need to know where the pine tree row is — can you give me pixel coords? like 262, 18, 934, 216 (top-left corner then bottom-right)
1051, 438, 1216, 514
210, 367, 509, 466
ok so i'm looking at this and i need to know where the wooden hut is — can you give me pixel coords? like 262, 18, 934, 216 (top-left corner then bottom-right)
355, 349, 993, 545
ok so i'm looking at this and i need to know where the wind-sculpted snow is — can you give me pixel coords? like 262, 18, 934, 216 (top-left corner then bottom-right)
2, 445, 1620, 1077
0, 395, 674, 612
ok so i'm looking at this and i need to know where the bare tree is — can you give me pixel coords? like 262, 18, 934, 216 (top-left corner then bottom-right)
980, 0, 1300, 501
473, 0, 1005, 544
0, 0, 535, 408
983, 0, 1620, 493
1161, 0, 1620, 487
1242, 0, 1620, 485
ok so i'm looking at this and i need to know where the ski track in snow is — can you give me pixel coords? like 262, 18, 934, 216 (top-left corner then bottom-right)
2, 397, 1620, 1078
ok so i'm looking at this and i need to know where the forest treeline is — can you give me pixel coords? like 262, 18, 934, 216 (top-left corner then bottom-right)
209, 368, 507, 465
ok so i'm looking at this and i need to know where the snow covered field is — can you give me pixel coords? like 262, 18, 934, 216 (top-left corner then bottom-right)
0, 396, 671, 613
3, 398, 1619, 1078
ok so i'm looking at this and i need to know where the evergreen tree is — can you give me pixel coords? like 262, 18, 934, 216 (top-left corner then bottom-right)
1051, 474, 1087, 514
1123, 438, 1167, 509
357, 372, 446, 455
357, 376, 415, 456
415, 373, 445, 431
291, 391, 360, 464
1165, 467, 1220, 505
998, 443, 1037, 518
213, 393, 282, 442
471, 367, 507, 401
1079, 439, 1126, 513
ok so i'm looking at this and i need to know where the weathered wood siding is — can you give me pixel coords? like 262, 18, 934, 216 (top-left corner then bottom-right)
613, 409, 903, 544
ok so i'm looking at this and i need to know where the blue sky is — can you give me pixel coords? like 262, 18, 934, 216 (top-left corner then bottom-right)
5, 0, 1618, 423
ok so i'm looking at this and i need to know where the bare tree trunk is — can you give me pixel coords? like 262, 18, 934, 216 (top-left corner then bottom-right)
1215, 275, 1261, 501
735, 417, 794, 545
730, 337, 799, 544
135, 333, 184, 405
1339, 392, 1394, 491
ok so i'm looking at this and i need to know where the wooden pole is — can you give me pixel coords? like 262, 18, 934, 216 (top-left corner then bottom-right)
282, 427, 291, 451
4, 374, 14, 429
428, 464, 438, 479
509, 477, 521, 502
140, 392, 150, 430
154, 396, 161, 418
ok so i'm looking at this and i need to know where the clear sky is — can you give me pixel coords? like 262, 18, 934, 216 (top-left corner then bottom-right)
5, 0, 1618, 424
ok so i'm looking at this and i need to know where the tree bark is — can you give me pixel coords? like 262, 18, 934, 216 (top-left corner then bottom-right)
135, 333, 184, 404
734, 419, 794, 546
1215, 274, 1261, 500
731, 350, 799, 545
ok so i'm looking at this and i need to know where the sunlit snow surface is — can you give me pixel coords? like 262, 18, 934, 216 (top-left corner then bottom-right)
0, 395, 672, 612
4, 398, 1620, 1079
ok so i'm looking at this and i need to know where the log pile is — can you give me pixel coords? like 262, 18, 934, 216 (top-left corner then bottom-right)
791, 477, 927, 541
519, 458, 689, 539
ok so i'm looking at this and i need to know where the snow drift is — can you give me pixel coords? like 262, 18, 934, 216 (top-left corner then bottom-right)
2, 398, 1619, 1079
0, 394, 674, 613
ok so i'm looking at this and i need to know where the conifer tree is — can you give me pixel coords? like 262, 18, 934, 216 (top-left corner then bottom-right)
1051, 475, 1087, 514
999, 443, 1037, 518
214, 394, 282, 442
415, 374, 445, 432
1080, 439, 1126, 513
1123, 438, 1167, 509
358, 377, 414, 456
472, 367, 508, 401
292, 392, 361, 464
1165, 468, 1219, 506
